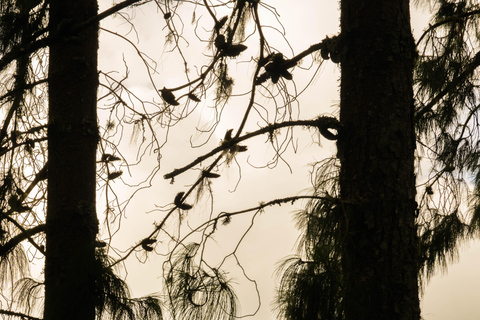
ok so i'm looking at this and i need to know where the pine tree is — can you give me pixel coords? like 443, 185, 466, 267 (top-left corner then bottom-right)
276, 1, 480, 319
338, 1, 420, 318
0, 1, 164, 319
43, 0, 99, 319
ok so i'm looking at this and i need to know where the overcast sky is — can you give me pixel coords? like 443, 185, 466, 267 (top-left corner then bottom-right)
92, 1, 480, 319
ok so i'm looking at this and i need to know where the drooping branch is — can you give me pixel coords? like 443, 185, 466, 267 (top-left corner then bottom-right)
415, 50, 480, 122
175, 194, 338, 246
81, 0, 147, 29
0, 224, 46, 257
164, 117, 336, 180
0, 0, 148, 71
0, 309, 42, 320
0, 79, 48, 104
22, 162, 48, 201
416, 8, 480, 46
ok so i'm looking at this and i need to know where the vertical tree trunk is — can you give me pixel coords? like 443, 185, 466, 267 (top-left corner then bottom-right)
44, 1, 99, 320
338, 1, 420, 319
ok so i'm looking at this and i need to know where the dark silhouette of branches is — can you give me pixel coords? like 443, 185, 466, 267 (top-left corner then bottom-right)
0, 224, 45, 257
7, 0, 480, 319
164, 116, 337, 180
415, 50, 480, 122
417, 8, 480, 45
0, 309, 42, 320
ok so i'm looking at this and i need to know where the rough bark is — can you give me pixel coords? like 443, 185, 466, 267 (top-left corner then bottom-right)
338, 1, 420, 319
44, 1, 99, 320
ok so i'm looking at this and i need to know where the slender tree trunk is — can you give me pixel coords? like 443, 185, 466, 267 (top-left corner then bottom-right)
44, 1, 99, 320
338, 1, 420, 319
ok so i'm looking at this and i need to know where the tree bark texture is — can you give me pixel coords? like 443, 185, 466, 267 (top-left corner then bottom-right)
44, 1, 99, 320
338, 1, 420, 319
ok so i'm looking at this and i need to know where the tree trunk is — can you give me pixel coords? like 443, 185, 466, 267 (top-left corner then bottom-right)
338, 1, 420, 319
44, 1, 99, 320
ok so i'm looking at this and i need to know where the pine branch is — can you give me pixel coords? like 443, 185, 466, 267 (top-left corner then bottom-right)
0, 309, 42, 320
289, 41, 325, 66
163, 119, 321, 180
0, 0, 147, 71
0, 79, 48, 103
0, 224, 46, 256
0, 162, 48, 253
417, 9, 480, 46
415, 50, 480, 122
217, 195, 337, 216
169, 195, 338, 268
22, 162, 48, 202
76, 0, 146, 33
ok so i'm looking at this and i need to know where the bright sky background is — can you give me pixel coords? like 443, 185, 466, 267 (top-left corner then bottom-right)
90, 1, 480, 319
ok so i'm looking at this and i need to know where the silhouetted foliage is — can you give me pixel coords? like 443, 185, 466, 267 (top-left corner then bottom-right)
2, 0, 480, 320
164, 243, 237, 320
275, 159, 343, 320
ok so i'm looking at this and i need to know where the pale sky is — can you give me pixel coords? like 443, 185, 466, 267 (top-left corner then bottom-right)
93, 1, 480, 319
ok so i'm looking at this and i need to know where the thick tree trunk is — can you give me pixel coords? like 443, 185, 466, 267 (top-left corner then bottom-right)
44, 1, 99, 320
338, 1, 420, 319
